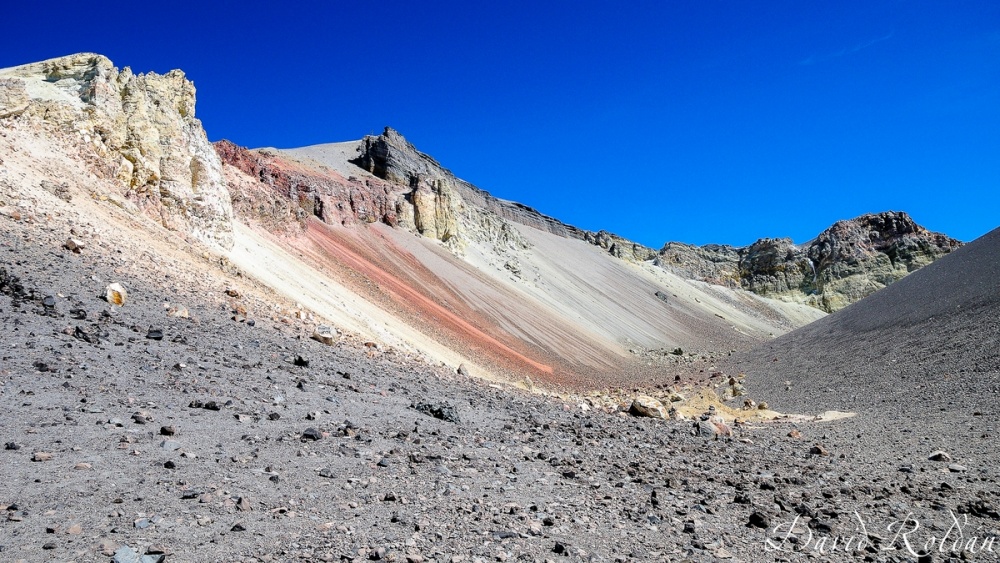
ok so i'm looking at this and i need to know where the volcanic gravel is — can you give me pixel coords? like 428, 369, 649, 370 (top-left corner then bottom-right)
3, 219, 1000, 562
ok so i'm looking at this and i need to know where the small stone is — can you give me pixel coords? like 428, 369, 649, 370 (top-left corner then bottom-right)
43, 542, 57, 550
159, 426, 176, 436
166, 306, 189, 319
160, 440, 181, 451
74, 462, 92, 470
747, 512, 770, 529
311, 325, 338, 345
67, 523, 82, 534
268, 412, 281, 421
146, 328, 163, 340
377, 457, 390, 468
788, 430, 802, 439
929, 450, 952, 462
457, 363, 470, 377
552, 542, 568, 554
948, 464, 968, 472
301, 428, 322, 441
236, 496, 252, 512
231, 522, 246, 532
105, 283, 127, 306
64, 238, 84, 253
809, 444, 829, 456
5, 441, 20, 450
32, 451, 53, 462
163, 460, 176, 469
293, 355, 309, 367
319, 468, 336, 478
630, 395, 667, 419
113, 545, 141, 563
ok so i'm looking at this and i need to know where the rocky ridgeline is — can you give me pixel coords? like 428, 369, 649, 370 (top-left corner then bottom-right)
659, 211, 961, 311
355, 128, 658, 260
214, 140, 404, 232
0, 53, 234, 251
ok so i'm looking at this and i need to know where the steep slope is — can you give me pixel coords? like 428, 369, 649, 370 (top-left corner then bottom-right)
217, 131, 825, 388
659, 212, 961, 312
731, 225, 1000, 417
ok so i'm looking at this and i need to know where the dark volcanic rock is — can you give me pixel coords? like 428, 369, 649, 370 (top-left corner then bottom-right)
658, 211, 961, 311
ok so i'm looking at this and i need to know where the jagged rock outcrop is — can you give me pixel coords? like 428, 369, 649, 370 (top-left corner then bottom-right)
214, 140, 402, 231
355, 127, 655, 258
354, 127, 462, 243
657, 211, 961, 311
584, 230, 656, 262
0, 53, 234, 250
656, 243, 741, 286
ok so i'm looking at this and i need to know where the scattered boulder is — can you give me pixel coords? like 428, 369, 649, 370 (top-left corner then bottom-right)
747, 512, 770, 529
412, 402, 460, 423
809, 444, 830, 456
311, 325, 338, 345
105, 283, 127, 306
630, 395, 667, 419
301, 427, 323, 441
928, 450, 952, 462
64, 238, 84, 253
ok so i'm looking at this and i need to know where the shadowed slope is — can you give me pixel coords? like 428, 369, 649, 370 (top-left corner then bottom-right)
733, 226, 1000, 415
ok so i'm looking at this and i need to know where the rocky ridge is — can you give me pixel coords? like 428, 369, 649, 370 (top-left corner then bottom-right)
658, 211, 961, 311
0, 53, 233, 251
297, 128, 961, 311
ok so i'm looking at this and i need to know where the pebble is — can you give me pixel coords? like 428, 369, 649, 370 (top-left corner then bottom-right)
105, 283, 127, 306
301, 428, 323, 441
31, 451, 53, 462
160, 440, 181, 451
747, 512, 770, 528
929, 450, 952, 462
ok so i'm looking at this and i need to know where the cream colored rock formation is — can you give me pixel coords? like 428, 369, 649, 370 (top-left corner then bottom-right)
0, 53, 233, 251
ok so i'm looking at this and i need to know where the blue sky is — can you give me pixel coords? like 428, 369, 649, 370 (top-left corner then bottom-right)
3, 1, 998, 247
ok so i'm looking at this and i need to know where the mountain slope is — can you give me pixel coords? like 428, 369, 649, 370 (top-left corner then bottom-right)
659, 211, 961, 312
732, 225, 1000, 416
219, 134, 824, 388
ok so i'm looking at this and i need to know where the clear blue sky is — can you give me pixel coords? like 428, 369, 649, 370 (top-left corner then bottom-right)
3, 1, 998, 247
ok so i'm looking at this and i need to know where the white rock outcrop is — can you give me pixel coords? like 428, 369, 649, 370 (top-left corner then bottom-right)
0, 53, 234, 250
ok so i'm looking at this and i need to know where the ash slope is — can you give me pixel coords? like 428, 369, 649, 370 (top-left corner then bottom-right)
733, 225, 1000, 418
219, 131, 824, 389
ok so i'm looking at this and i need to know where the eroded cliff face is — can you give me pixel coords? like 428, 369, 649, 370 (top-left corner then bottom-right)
355, 127, 658, 257
214, 140, 404, 233
657, 212, 961, 311
0, 53, 233, 250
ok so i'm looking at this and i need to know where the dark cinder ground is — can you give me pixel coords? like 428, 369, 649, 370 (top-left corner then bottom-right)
2, 212, 1000, 563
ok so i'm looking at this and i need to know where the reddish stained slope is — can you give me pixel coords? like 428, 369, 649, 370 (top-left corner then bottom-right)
300, 219, 565, 380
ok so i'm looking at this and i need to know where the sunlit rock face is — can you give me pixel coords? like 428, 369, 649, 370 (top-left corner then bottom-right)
658, 211, 962, 312
0, 53, 234, 250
